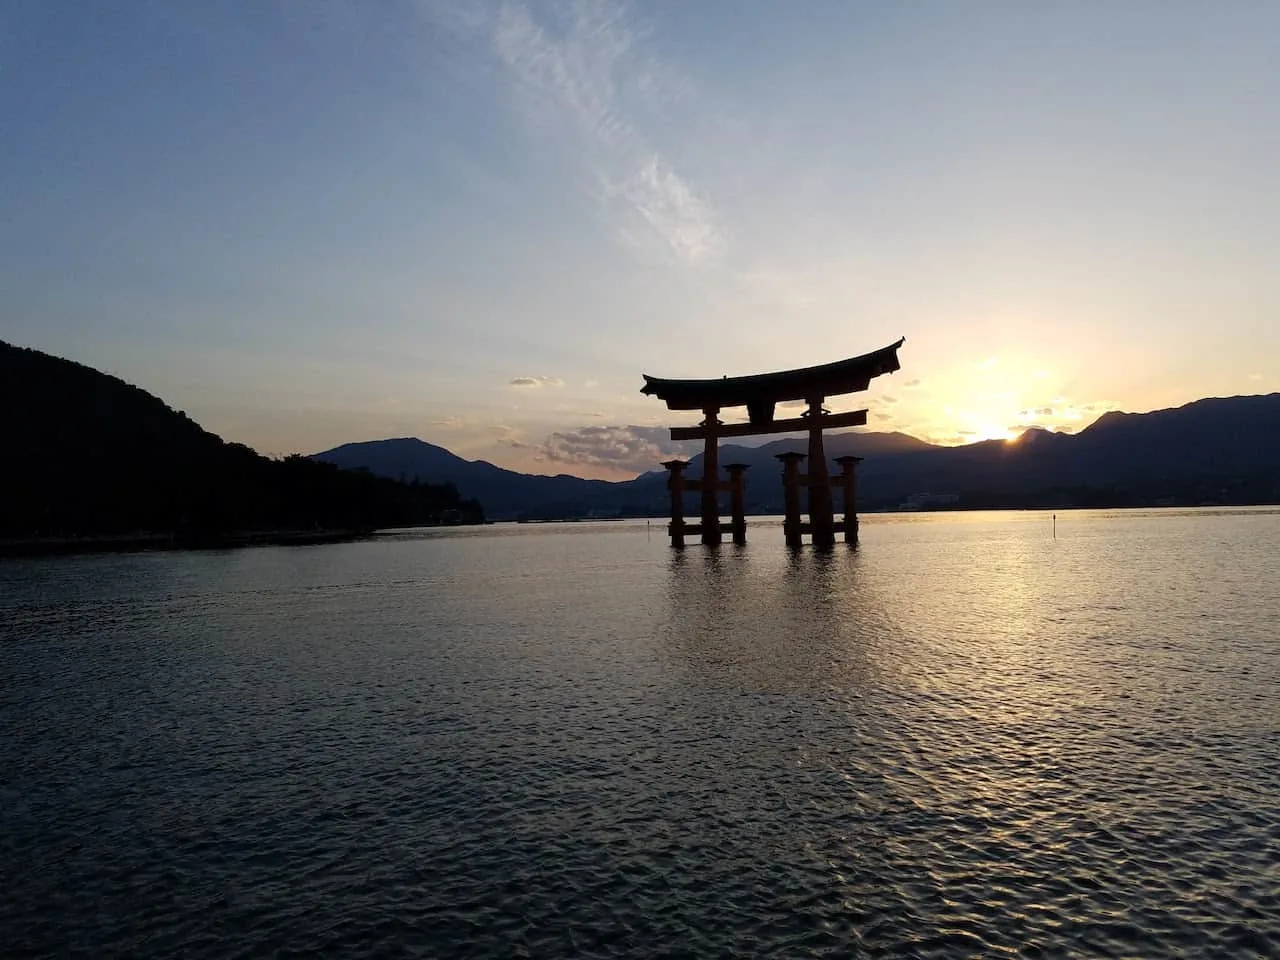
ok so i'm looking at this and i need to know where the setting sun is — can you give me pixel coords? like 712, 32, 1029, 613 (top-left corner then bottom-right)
978, 423, 1021, 443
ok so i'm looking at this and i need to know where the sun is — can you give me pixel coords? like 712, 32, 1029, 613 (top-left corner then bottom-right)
973, 421, 1020, 442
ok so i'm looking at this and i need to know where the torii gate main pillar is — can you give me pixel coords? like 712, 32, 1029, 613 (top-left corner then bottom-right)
805, 397, 836, 548
699, 407, 721, 545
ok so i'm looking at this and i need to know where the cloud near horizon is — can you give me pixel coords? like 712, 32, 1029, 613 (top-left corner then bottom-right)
510, 375, 565, 388
539, 424, 699, 473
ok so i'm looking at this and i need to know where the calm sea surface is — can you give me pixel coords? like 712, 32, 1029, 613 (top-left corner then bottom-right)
3, 509, 1279, 958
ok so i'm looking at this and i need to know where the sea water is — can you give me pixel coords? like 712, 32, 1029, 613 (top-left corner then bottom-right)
3, 509, 1278, 957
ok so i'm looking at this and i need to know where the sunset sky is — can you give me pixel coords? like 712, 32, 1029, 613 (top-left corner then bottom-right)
4, 2, 1278, 479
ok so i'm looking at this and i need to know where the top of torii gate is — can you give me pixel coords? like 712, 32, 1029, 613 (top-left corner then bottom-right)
640, 336, 905, 441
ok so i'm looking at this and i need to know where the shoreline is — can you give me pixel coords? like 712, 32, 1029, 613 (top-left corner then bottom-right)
6, 503, 1276, 558
0, 528, 372, 559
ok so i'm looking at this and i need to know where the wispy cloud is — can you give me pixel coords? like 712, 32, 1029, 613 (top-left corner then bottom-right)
492, 423, 524, 443
510, 375, 564, 388
485, 0, 723, 264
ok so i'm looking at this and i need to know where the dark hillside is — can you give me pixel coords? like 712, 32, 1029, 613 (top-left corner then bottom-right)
315, 437, 623, 519
0, 342, 483, 541
848, 394, 1280, 509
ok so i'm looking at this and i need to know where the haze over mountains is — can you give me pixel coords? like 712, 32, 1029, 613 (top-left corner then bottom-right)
314, 395, 1280, 518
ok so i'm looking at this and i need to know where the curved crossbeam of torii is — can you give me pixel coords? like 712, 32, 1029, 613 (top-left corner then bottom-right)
641, 337, 905, 548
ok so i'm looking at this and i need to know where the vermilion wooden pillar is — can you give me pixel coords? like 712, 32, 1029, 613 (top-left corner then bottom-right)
700, 407, 722, 545
806, 397, 836, 547
777, 452, 805, 547
834, 455, 862, 544
662, 459, 688, 547
725, 463, 748, 545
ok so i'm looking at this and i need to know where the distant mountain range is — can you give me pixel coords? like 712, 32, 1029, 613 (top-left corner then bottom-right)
313, 437, 627, 520
8, 336, 1275, 539
313, 394, 1280, 518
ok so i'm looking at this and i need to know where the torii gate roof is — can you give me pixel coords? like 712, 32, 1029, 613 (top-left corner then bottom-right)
640, 337, 904, 411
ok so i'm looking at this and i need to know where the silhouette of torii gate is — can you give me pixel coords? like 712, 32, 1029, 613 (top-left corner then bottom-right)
641, 338, 904, 548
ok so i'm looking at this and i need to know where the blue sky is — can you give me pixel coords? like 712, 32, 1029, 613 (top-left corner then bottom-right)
4, 1, 1277, 478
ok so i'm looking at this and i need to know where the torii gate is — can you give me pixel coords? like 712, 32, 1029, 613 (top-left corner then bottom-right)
640, 338, 904, 548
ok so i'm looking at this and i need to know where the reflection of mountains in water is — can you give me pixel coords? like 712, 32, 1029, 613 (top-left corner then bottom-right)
315, 393, 1280, 518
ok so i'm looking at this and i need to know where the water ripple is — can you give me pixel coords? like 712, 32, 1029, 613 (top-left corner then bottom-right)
2, 511, 1278, 957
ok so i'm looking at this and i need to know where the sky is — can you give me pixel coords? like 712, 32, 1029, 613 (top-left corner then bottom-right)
3, 1, 1278, 480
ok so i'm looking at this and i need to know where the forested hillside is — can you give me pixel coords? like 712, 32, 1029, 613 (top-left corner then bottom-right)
0, 342, 483, 541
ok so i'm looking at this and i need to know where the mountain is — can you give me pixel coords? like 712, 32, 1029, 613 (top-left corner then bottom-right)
314, 438, 633, 519
317, 394, 1280, 516
847, 394, 1280, 509
0, 342, 483, 543
20, 335, 1272, 543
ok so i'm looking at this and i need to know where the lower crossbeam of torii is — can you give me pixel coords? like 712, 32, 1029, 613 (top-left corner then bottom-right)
640, 337, 905, 548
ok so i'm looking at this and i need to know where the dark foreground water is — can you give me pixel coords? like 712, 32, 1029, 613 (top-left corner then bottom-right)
3, 509, 1279, 958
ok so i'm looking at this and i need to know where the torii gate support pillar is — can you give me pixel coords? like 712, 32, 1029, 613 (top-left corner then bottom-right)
777, 452, 806, 548
726, 463, 748, 545
835, 455, 862, 545
662, 459, 689, 548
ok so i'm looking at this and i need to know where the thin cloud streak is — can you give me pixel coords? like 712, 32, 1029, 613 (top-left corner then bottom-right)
487, 0, 723, 264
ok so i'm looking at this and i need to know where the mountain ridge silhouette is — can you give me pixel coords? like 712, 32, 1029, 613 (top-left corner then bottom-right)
0, 341, 483, 544
314, 392, 1280, 517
